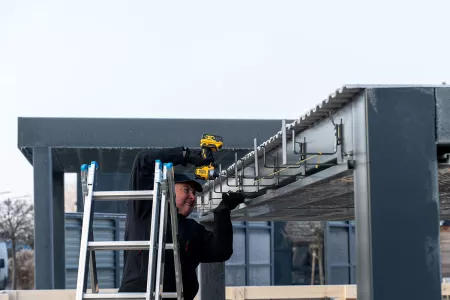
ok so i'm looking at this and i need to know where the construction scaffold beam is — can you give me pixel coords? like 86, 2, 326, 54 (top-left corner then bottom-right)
195, 85, 450, 300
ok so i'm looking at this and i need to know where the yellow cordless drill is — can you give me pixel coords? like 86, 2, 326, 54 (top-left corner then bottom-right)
195, 134, 223, 180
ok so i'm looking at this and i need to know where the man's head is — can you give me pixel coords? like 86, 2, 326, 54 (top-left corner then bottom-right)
173, 173, 203, 217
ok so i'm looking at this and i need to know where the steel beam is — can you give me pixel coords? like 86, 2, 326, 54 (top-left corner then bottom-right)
197, 86, 363, 215
194, 84, 450, 299
197, 85, 450, 223
17, 118, 287, 149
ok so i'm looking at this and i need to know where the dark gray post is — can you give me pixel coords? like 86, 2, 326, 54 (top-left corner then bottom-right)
198, 262, 226, 300
52, 172, 66, 288
77, 171, 83, 212
197, 221, 226, 300
33, 147, 54, 289
353, 87, 442, 300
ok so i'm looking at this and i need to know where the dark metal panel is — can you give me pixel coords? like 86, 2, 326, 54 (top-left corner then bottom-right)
114, 218, 122, 288
353, 88, 442, 300
18, 117, 289, 149
64, 214, 269, 289
52, 148, 251, 173
270, 221, 275, 285
324, 221, 356, 285
225, 222, 246, 286
64, 213, 127, 289
117, 217, 126, 286
32, 147, 54, 289
225, 221, 272, 286
246, 221, 272, 286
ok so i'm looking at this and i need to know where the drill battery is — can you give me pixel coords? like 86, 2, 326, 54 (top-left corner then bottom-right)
200, 134, 223, 151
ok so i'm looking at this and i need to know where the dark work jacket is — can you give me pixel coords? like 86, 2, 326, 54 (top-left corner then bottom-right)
118, 147, 233, 300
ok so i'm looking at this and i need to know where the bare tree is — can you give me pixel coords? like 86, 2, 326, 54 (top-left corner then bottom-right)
0, 195, 34, 289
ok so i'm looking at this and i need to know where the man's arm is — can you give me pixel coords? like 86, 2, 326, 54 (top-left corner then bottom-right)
128, 147, 186, 220
128, 146, 212, 220
129, 147, 186, 191
195, 192, 245, 263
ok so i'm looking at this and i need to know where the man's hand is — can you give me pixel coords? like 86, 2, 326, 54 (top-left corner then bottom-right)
184, 147, 214, 167
215, 192, 245, 213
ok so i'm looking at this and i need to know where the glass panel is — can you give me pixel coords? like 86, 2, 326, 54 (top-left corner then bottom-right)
248, 228, 270, 264
225, 267, 246, 286
248, 266, 271, 285
292, 246, 309, 269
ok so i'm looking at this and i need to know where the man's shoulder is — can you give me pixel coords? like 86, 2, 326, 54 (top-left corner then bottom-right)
184, 217, 209, 232
185, 217, 202, 227
183, 217, 210, 241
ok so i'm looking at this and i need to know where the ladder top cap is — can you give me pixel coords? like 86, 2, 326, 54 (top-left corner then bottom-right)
90, 161, 99, 168
165, 162, 173, 169
80, 164, 88, 171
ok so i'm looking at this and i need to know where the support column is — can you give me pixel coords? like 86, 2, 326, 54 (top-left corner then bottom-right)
353, 87, 442, 300
198, 262, 226, 300
52, 172, 66, 289
197, 221, 226, 300
33, 147, 54, 289
77, 171, 83, 212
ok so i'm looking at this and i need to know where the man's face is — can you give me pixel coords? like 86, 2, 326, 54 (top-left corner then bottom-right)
174, 183, 196, 217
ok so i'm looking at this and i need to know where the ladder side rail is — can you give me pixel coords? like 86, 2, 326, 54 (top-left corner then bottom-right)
86, 171, 99, 294
154, 163, 171, 299
87, 163, 99, 294
76, 162, 99, 300
82, 163, 100, 294
146, 160, 164, 300
80, 165, 99, 293
166, 166, 184, 300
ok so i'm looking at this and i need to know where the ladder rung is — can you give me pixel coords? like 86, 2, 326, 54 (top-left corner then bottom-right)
82, 293, 146, 299
88, 241, 174, 251
82, 292, 178, 299
93, 190, 154, 201
162, 292, 178, 298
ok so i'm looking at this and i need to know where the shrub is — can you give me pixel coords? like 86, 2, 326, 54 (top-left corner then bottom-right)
8, 249, 34, 289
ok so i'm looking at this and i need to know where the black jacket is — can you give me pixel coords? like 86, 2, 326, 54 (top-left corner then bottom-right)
118, 147, 233, 300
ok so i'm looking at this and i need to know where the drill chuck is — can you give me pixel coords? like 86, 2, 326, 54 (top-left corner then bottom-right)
194, 164, 219, 181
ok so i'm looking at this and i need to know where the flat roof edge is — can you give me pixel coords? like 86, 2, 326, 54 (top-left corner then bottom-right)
18, 118, 287, 149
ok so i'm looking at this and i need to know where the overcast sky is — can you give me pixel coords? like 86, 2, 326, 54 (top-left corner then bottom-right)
1, 0, 450, 197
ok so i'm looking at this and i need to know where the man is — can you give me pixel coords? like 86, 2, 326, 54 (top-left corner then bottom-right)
118, 146, 244, 300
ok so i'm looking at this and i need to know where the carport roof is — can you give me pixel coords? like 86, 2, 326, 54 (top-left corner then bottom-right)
17, 117, 289, 173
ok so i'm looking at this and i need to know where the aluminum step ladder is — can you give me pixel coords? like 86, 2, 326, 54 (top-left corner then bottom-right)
75, 160, 184, 300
